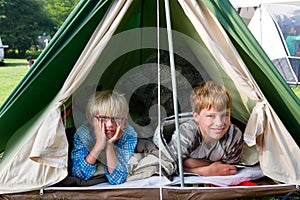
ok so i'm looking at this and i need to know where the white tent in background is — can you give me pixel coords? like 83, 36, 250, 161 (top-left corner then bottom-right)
0, 37, 8, 65
230, 0, 300, 8
230, 0, 300, 25
247, 3, 300, 85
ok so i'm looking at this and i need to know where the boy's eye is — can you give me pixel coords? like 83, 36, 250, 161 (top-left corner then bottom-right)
94, 115, 125, 123
222, 114, 230, 118
207, 115, 215, 118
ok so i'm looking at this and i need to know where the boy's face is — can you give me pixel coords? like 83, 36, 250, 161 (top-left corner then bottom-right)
193, 107, 231, 142
91, 114, 126, 139
101, 116, 118, 139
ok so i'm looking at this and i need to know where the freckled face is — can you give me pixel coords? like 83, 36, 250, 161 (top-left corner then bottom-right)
194, 107, 231, 141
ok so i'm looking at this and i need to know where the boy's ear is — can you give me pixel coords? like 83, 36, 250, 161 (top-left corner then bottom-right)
192, 112, 198, 121
87, 115, 93, 125
121, 119, 128, 129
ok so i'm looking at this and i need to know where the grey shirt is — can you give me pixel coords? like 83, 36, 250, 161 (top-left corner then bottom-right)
167, 119, 244, 164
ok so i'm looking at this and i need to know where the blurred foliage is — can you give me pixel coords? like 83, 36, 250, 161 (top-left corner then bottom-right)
0, 0, 80, 57
42, 0, 80, 30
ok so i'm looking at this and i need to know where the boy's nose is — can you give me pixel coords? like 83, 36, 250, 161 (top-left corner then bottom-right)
214, 116, 224, 125
104, 118, 114, 127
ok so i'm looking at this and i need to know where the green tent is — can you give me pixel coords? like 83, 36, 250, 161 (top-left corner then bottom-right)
0, 0, 299, 198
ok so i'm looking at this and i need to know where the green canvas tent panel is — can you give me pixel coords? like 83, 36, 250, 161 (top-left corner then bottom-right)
0, 0, 299, 198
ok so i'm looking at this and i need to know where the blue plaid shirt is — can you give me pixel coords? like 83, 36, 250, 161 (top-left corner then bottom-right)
71, 122, 137, 185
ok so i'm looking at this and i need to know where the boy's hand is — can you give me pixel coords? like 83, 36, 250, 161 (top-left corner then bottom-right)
108, 123, 123, 144
208, 161, 237, 176
93, 118, 107, 149
86, 118, 106, 163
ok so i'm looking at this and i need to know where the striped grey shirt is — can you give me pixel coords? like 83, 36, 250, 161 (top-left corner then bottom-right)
167, 119, 244, 164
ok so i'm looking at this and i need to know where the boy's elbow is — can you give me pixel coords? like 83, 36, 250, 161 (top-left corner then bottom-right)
72, 166, 94, 180
72, 171, 91, 180
108, 171, 127, 185
109, 176, 126, 185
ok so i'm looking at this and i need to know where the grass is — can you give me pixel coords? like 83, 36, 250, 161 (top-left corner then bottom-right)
292, 85, 300, 98
0, 58, 29, 106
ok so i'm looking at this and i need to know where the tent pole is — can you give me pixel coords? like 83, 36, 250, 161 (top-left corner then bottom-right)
163, 0, 184, 187
157, 0, 163, 199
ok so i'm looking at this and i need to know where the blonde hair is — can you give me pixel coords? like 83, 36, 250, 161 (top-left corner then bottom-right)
190, 81, 232, 114
86, 90, 129, 119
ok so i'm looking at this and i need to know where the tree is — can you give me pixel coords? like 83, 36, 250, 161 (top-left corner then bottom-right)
43, 0, 80, 31
0, 0, 79, 57
0, 0, 55, 56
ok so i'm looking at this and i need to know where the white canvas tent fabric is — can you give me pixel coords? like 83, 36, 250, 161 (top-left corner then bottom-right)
0, 0, 299, 195
0, 37, 8, 64
248, 3, 300, 84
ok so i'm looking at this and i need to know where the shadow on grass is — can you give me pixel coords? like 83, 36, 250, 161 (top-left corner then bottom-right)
2, 62, 24, 67
0, 58, 27, 67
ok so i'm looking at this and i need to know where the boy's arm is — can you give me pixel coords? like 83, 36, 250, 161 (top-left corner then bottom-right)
105, 127, 137, 185
106, 142, 118, 173
71, 134, 97, 180
183, 158, 237, 176
105, 125, 123, 173
167, 120, 198, 160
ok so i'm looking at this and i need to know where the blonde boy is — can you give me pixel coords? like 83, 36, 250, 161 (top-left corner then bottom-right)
71, 90, 137, 184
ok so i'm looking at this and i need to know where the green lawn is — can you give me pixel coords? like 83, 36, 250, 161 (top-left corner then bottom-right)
0, 58, 29, 106
292, 85, 300, 98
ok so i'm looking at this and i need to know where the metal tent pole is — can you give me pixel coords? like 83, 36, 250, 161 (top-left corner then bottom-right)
156, 0, 163, 199
163, 0, 184, 187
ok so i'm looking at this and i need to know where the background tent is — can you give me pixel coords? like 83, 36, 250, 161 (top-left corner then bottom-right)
248, 3, 300, 85
229, 0, 300, 24
0, 0, 299, 199
0, 37, 8, 65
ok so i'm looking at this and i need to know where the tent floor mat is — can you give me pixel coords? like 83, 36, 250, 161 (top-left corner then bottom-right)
1, 177, 299, 200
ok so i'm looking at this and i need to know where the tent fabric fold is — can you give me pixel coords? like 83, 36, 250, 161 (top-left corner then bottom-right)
0, 101, 68, 193
243, 101, 266, 146
29, 105, 68, 167
259, 104, 300, 184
